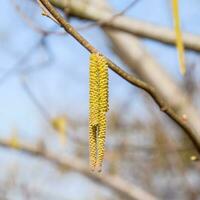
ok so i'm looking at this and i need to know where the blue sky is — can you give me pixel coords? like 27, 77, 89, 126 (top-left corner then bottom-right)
0, 0, 200, 199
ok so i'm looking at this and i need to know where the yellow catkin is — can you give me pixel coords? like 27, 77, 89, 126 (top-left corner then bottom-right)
89, 54, 100, 126
51, 116, 68, 145
89, 53, 99, 171
89, 53, 109, 172
96, 113, 107, 172
9, 132, 20, 149
88, 124, 97, 171
96, 55, 109, 172
98, 55, 109, 113
172, 0, 186, 75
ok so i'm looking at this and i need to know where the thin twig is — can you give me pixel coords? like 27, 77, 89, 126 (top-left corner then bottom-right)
75, 0, 140, 31
0, 33, 53, 85
36, 0, 200, 153
0, 39, 43, 85
10, 0, 66, 35
21, 78, 51, 120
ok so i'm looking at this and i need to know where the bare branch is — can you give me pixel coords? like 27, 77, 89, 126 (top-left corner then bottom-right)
0, 140, 158, 200
48, 0, 200, 52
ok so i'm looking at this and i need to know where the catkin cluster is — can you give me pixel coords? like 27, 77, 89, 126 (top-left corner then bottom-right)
89, 53, 109, 172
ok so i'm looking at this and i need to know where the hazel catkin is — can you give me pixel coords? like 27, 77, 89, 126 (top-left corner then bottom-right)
89, 53, 109, 172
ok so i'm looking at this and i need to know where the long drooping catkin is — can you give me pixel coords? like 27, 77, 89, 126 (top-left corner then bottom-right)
89, 53, 109, 172
89, 54, 99, 170
96, 56, 109, 172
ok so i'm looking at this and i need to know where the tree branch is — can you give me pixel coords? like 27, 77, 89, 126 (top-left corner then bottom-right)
0, 140, 158, 200
48, 0, 200, 52
37, 0, 200, 153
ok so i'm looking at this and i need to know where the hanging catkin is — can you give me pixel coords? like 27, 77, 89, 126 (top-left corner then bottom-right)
96, 56, 109, 172
89, 54, 99, 171
89, 53, 109, 172
172, 0, 186, 75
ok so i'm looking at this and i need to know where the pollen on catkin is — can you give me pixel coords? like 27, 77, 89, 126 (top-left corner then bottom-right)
89, 53, 109, 172
89, 54, 99, 171
96, 113, 107, 172
89, 124, 97, 171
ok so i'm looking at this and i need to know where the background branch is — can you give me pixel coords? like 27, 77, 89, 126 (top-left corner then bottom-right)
49, 0, 200, 51
0, 140, 158, 200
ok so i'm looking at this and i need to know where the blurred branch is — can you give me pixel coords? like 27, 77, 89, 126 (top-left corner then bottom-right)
75, 0, 140, 31
11, 0, 49, 35
37, 0, 200, 153
48, 0, 200, 51
103, 16, 200, 52
0, 140, 158, 200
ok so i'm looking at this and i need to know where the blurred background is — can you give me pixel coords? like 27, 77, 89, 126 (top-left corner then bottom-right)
0, 0, 200, 199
